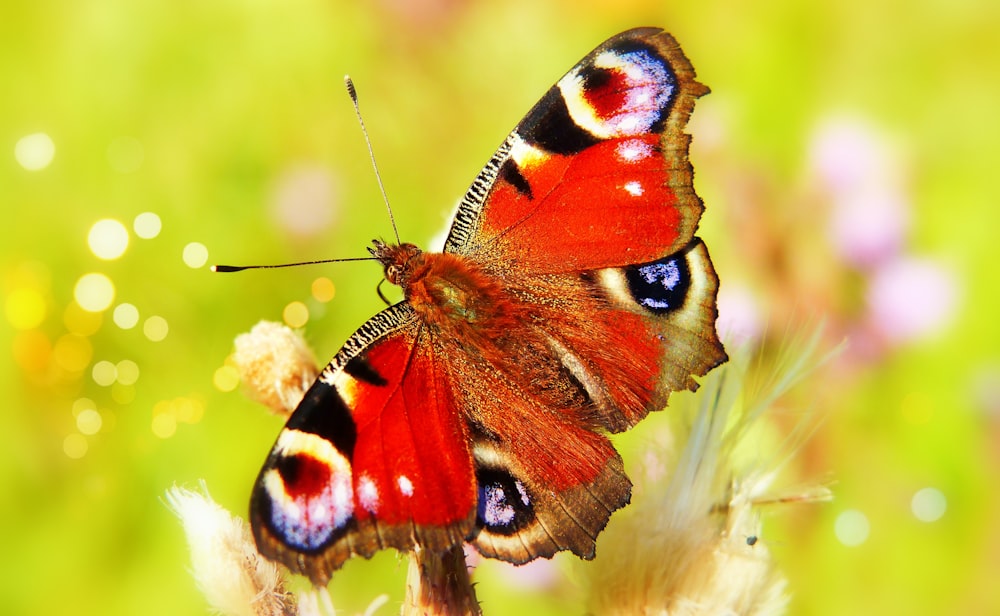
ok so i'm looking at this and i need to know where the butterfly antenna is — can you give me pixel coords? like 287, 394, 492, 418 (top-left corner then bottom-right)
212, 256, 375, 273
345, 75, 400, 245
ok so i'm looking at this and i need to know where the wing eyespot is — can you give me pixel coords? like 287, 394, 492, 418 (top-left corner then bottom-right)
475, 466, 536, 535
624, 253, 691, 314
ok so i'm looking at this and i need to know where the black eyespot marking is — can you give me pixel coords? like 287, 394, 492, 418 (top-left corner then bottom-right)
519, 87, 600, 155
475, 467, 534, 535
580, 64, 613, 96
286, 381, 357, 457
500, 158, 533, 199
344, 355, 388, 387
624, 253, 691, 314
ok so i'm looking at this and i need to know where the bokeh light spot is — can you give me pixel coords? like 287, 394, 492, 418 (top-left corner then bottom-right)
911, 487, 947, 522
74, 273, 115, 312
15, 132, 55, 171
113, 303, 139, 329
182, 242, 208, 268
311, 277, 336, 302
283, 301, 309, 328
143, 316, 168, 341
213, 365, 240, 392
63, 434, 88, 459
107, 136, 144, 173
72, 398, 96, 417
134, 212, 162, 239
76, 409, 103, 435
116, 359, 139, 385
834, 510, 870, 547
6, 287, 46, 330
151, 413, 177, 438
88, 219, 129, 260
64, 301, 102, 336
92, 360, 117, 386
53, 334, 93, 372
174, 398, 205, 424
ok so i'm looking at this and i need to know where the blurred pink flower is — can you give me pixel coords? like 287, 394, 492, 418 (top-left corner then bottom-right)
828, 186, 910, 269
270, 163, 340, 239
717, 284, 764, 345
810, 116, 910, 269
378, 0, 464, 30
492, 557, 560, 591
809, 116, 889, 194
865, 256, 959, 344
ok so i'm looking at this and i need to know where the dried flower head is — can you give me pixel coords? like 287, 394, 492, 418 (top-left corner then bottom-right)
166, 483, 297, 616
583, 331, 835, 615
232, 321, 319, 417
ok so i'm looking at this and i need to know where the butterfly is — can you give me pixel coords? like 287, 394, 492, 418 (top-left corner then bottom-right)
249, 27, 727, 585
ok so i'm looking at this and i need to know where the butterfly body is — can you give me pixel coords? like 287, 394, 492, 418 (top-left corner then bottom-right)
250, 28, 726, 585
372, 241, 515, 339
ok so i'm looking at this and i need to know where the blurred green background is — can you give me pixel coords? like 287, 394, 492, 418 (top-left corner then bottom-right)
3, 0, 998, 614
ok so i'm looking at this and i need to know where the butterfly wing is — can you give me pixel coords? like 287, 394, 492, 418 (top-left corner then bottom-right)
459, 240, 723, 561
439, 28, 727, 559
445, 27, 707, 274
250, 304, 477, 585
461, 364, 632, 562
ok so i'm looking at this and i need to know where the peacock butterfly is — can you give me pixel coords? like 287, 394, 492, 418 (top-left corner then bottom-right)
248, 27, 727, 585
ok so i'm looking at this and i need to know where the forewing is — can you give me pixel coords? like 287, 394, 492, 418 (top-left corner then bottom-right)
250, 304, 477, 585
444, 27, 708, 274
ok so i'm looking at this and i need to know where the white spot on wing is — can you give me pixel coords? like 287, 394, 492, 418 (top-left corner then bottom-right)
311, 502, 329, 520
616, 139, 654, 162
397, 475, 414, 497
357, 474, 380, 513
618, 116, 641, 134
624, 181, 644, 196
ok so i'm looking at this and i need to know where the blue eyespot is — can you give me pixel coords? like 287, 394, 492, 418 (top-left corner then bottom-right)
625, 254, 690, 313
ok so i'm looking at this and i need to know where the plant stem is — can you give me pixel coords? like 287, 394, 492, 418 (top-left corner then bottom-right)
402, 545, 481, 616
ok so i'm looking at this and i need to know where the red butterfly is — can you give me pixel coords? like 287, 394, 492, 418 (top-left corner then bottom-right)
249, 27, 726, 585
